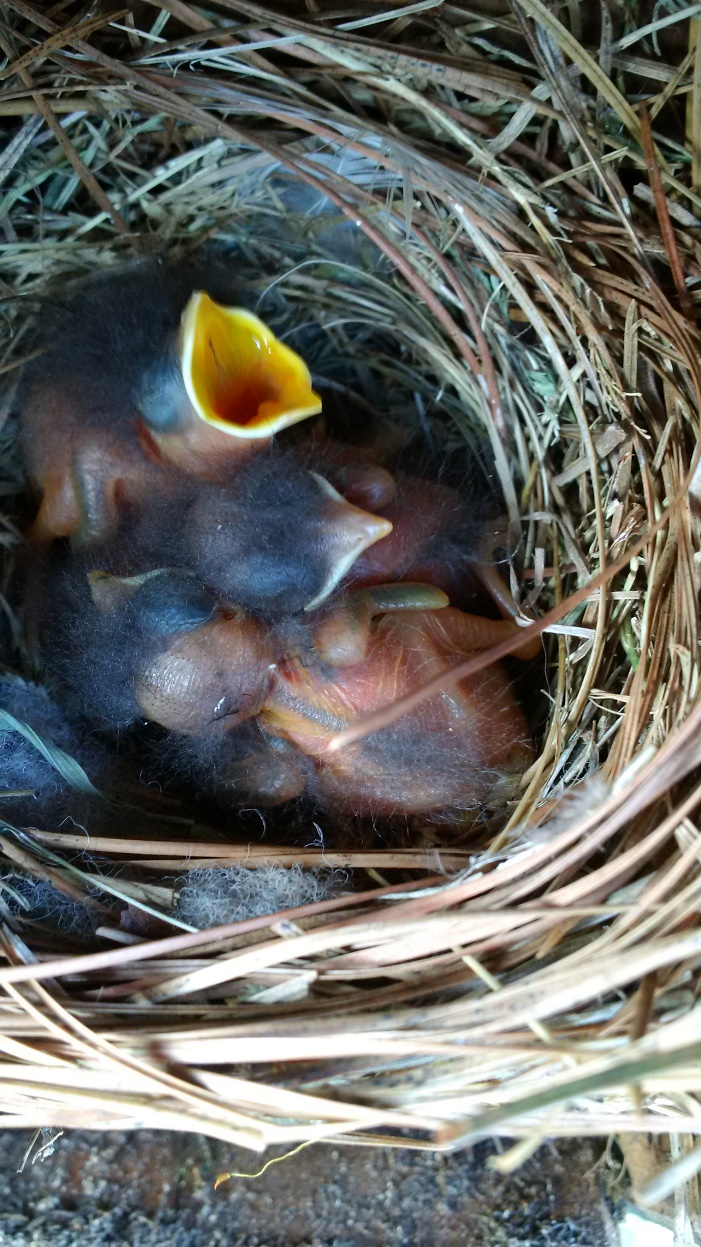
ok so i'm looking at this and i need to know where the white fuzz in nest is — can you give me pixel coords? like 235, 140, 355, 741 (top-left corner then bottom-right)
174, 864, 343, 930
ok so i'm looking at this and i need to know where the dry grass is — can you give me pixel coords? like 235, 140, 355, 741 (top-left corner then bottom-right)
1, 0, 701, 1200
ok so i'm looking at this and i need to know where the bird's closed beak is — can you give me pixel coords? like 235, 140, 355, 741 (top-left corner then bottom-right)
304, 474, 393, 611
179, 292, 322, 438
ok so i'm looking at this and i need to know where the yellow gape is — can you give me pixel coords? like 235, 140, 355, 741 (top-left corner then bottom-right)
180, 292, 322, 437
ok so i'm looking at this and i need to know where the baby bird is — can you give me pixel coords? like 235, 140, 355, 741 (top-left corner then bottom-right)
67, 442, 530, 631
37, 558, 234, 731
58, 567, 531, 818
73, 449, 393, 619
260, 586, 534, 816
178, 460, 393, 617
18, 253, 322, 544
305, 459, 540, 657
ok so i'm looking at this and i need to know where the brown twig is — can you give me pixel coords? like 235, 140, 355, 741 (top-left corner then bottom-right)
640, 102, 694, 320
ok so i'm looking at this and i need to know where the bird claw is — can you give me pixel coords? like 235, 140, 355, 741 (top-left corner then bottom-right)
468, 518, 541, 661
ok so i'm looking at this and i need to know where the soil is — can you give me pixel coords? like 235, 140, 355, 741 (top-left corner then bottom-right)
0, 1130, 618, 1246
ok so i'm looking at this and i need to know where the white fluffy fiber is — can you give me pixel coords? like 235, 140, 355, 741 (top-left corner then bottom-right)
174, 864, 342, 929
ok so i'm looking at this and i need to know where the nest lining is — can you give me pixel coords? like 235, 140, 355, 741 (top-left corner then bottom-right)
0, 0, 700, 1183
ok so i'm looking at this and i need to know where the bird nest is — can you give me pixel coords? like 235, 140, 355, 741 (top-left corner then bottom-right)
1, 0, 701, 1187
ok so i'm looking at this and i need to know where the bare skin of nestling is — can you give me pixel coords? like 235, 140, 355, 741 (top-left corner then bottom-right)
127, 580, 533, 817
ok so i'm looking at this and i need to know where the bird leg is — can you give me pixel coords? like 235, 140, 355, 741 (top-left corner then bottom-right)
424, 606, 539, 659
471, 521, 542, 661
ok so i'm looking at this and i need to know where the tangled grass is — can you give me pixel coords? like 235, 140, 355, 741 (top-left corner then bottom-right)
0, 0, 701, 1205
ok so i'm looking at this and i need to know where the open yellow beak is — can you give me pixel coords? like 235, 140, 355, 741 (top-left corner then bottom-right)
179, 292, 322, 438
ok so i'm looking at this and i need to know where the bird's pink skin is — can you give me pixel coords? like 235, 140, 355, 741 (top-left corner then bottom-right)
129, 588, 532, 817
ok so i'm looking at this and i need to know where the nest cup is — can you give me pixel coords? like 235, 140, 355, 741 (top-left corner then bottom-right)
1, 0, 701, 1185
